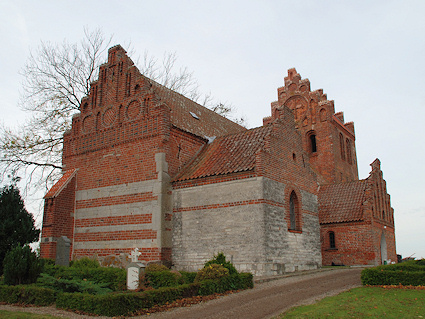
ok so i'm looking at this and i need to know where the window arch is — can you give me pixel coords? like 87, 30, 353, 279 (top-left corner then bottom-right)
329, 231, 336, 249
289, 191, 299, 230
339, 133, 345, 160
307, 131, 317, 153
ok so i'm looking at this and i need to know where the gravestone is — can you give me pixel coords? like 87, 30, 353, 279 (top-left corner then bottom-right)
55, 236, 71, 266
126, 248, 146, 290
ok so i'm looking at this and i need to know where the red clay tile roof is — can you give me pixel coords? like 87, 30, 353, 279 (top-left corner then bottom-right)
150, 79, 246, 138
173, 125, 272, 181
319, 180, 366, 224
44, 169, 77, 199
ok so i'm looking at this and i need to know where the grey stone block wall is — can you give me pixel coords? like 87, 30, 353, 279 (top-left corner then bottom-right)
173, 177, 267, 274
172, 176, 322, 276
263, 178, 321, 275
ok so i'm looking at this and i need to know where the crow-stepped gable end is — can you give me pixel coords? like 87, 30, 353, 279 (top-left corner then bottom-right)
40, 48, 396, 276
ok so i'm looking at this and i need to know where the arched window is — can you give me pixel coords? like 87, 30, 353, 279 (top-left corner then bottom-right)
310, 134, 317, 153
307, 131, 317, 153
339, 133, 345, 160
329, 231, 336, 249
346, 138, 352, 164
289, 191, 298, 230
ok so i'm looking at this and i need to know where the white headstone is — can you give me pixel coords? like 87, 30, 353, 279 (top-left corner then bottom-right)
127, 248, 145, 290
130, 248, 141, 262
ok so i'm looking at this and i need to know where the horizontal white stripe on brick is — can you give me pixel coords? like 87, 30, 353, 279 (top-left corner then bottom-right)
76, 179, 156, 201
75, 202, 158, 219
73, 238, 158, 250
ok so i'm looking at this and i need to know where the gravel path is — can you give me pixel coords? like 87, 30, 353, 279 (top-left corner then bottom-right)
0, 268, 362, 319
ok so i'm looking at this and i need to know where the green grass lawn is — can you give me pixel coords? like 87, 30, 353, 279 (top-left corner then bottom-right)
280, 286, 425, 318
0, 310, 61, 318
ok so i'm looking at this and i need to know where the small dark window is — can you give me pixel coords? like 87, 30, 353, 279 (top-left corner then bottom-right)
329, 231, 336, 249
346, 138, 352, 164
310, 134, 317, 153
340, 133, 345, 160
289, 191, 297, 230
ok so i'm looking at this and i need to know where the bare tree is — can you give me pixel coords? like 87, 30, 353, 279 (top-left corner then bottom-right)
0, 28, 244, 192
1, 28, 110, 191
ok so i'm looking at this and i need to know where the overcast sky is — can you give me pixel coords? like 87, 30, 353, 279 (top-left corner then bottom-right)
1, 0, 424, 259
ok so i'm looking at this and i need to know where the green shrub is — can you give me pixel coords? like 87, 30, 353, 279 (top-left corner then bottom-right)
381, 260, 425, 272
198, 273, 254, 295
416, 259, 425, 266
41, 263, 126, 291
361, 266, 425, 286
70, 257, 100, 268
145, 263, 169, 273
195, 264, 229, 282
3, 245, 42, 285
0, 285, 55, 306
56, 284, 200, 316
180, 271, 197, 284
36, 273, 112, 294
145, 271, 180, 289
55, 271, 253, 316
204, 252, 238, 275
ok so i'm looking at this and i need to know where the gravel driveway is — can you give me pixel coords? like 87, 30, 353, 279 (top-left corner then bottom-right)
0, 267, 362, 319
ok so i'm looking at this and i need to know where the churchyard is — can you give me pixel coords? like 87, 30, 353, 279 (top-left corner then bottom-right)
1, 248, 424, 317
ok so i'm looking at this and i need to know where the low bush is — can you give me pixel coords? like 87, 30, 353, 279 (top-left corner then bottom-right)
198, 273, 253, 295
204, 252, 238, 275
145, 263, 169, 273
56, 283, 200, 316
361, 264, 425, 286
144, 271, 180, 289
180, 271, 197, 284
415, 259, 425, 266
57, 272, 253, 316
36, 273, 112, 294
195, 264, 229, 282
42, 263, 126, 291
70, 257, 100, 268
0, 285, 55, 306
380, 260, 425, 272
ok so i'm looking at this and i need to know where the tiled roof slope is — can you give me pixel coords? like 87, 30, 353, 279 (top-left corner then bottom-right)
149, 78, 246, 138
319, 180, 366, 224
44, 169, 77, 199
173, 125, 272, 181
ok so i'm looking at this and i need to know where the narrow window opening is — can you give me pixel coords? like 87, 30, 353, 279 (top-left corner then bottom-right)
310, 134, 317, 153
346, 138, 352, 164
329, 231, 336, 249
289, 191, 297, 230
340, 133, 345, 160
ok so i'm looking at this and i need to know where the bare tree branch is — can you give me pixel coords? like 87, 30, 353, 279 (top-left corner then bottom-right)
1, 28, 244, 193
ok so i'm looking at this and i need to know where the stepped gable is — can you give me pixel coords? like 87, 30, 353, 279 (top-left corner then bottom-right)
81, 45, 245, 140
44, 169, 77, 199
318, 180, 366, 224
173, 125, 272, 181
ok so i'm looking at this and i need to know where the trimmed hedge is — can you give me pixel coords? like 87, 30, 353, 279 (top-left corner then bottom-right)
180, 271, 197, 284
144, 271, 181, 289
361, 264, 425, 286
56, 283, 200, 316
56, 272, 253, 316
36, 273, 112, 295
43, 264, 126, 291
199, 273, 254, 295
0, 285, 55, 306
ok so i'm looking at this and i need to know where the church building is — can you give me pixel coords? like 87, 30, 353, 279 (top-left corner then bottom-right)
40, 45, 396, 276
